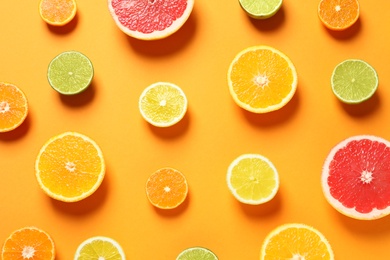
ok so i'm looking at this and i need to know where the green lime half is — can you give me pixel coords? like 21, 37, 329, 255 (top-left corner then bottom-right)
331, 59, 378, 104
176, 247, 218, 260
47, 51, 94, 95
239, 0, 283, 19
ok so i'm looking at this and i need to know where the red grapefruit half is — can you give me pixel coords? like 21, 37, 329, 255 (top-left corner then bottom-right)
108, 0, 194, 40
322, 135, 390, 220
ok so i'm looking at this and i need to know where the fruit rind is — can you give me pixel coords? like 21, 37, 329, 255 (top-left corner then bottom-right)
322, 135, 390, 220
227, 45, 298, 113
331, 59, 378, 104
260, 223, 334, 260
35, 132, 105, 203
226, 153, 279, 205
239, 0, 283, 19
74, 236, 126, 260
107, 0, 194, 40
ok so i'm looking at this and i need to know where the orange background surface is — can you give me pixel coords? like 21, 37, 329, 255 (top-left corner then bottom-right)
1, 0, 390, 259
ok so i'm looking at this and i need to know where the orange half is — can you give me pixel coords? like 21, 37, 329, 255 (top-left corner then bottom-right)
318, 0, 360, 31
1, 227, 55, 260
0, 82, 28, 132
39, 0, 77, 26
227, 45, 298, 113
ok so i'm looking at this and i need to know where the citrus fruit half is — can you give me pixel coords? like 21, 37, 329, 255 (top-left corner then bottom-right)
331, 59, 378, 104
322, 135, 390, 220
260, 223, 334, 260
176, 246, 218, 260
239, 0, 283, 19
227, 154, 279, 205
146, 167, 189, 209
318, 0, 360, 31
108, 0, 194, 40
74, 236, 126, 260
39, 0, 77, 26
1, 226, 55, 260
0, 82, 28, 132
35, 132, 105, 202
47, 51, 94, 95
227, 45, 297, 113
139, 82, 188, 127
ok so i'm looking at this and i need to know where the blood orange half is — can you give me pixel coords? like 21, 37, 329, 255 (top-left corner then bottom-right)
322, 135, 390, 220
108, 0, 194, 40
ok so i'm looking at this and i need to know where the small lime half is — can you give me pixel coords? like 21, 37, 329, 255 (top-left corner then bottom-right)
176, 247, 218, 260
47, 51, 94, 95
331, 59, 378, 104
239, 0, 283, 19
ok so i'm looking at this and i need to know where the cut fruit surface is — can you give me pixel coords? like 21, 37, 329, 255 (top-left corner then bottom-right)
227, 154, 279, 205
260, 223, 334, 260
0, 82, 28, 132
331, 59, 378, 104
47, 51, 94, 95
239, 0, 283, 19
146, 167, 188, 209
74, 236, 125, 260
39, 0, 77, 26
108, 0, 194, 40
318, 0, 359, 31
35, 132, 105, 202
227, 45, 297, 113
176, 246, 218, 260
322, 135, 390, 220
1, 226, 55, 260
139, 82, 188, 127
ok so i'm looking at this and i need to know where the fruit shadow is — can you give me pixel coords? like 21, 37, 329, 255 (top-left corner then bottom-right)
50, 169, 109, 216
338, 91, 380, 117
238, 191, 282, 219
323, 17, 361, 40
147, 108, 191, 139
59, 80, 96, 107
240, 86, 300, 127
46, 13, 79, 34
335, 209, 390, 236
248, 5, 285, 31
152, 191, 190, 217
126, 7, 198, 56
0, 113, 31, 141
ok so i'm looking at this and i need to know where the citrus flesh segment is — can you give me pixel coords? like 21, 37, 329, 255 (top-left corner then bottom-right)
1, 227, 55, 260
108, 0, 194, 40
139, 82, 188, 127
227, 45, 297, 113
322, 135, 390, 220
0, 82, 28, 132
47, 51, 94, 95
39, 0, 77, 26
74, 236, 125, 260
176, 247, 218, 260
260, 223, 334, 260
35, 132, 105, 202
239, 0, 283, 19
331, 59, 378, 104
227, 154, 279, 205
318, 0, 359, 31
146, 167, 188, 209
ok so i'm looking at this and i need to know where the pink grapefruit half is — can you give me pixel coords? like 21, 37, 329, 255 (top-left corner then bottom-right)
108, 0, 194, 40
322, 135, 390, 220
